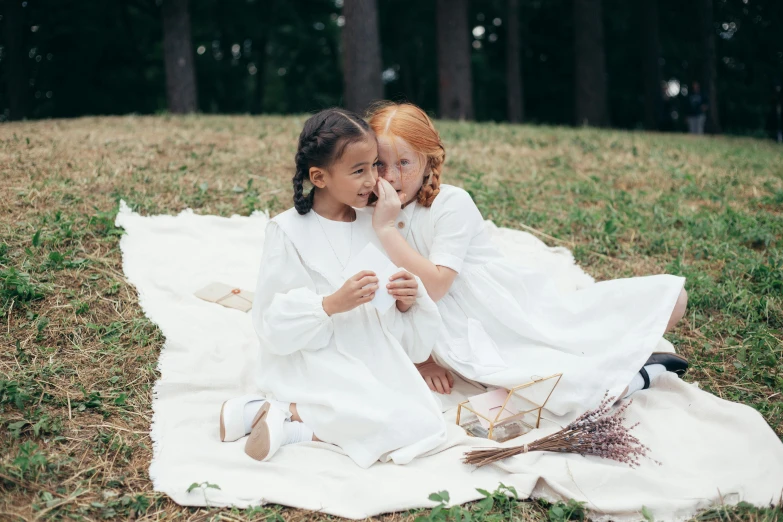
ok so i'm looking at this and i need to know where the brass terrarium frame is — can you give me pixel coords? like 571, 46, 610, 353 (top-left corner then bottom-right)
456, 373, 562, 441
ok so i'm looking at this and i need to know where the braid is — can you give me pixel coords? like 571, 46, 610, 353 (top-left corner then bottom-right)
292, 160, 315, 215
291, 108, 372, 214
417, 146, 444, 207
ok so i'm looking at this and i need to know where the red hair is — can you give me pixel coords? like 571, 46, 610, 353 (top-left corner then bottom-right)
367, 102, 445, 207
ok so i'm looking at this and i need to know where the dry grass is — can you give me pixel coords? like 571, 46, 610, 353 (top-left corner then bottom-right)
1, 115, 782, 521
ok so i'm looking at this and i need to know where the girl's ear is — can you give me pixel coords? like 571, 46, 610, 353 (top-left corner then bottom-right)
310, 166, 327, 188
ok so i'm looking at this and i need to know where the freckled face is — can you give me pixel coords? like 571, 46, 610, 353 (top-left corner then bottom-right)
376, 135, 427, 206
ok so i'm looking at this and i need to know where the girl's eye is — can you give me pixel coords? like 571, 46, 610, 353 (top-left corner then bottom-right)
401, 159, 410, 166
354, 169, 364, 175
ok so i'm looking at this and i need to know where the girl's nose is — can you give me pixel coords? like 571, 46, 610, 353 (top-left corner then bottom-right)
379, 167, 397, 182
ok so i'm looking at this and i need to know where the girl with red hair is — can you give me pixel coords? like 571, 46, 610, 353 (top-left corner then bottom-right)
366, 102, 689, 417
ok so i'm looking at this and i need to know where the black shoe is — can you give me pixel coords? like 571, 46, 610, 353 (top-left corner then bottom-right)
645, 352, 689, 377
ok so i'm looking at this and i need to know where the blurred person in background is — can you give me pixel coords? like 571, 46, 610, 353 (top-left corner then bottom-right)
686, 81, 708, 135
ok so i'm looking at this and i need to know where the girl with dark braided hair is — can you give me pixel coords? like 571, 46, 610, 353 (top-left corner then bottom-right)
366, 102, 689, 420
219, 108, 446, 467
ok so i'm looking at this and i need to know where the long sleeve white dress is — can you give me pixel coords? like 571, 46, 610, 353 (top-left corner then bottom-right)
384, 184, 685, 417
250, 207, 447, 468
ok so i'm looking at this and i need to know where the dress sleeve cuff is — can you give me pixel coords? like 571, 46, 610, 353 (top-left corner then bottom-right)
315, 295, 331, 319
429, 252, 463, 273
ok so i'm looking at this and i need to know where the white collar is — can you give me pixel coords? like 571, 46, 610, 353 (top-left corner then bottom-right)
273, 207, 377, 288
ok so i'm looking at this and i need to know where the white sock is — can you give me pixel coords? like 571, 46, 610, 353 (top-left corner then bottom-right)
645, 363, 667, 382
283, 421, 314, 445
270, 400, 293, 420
243, 400, 293, 434
623, 364, 667, 398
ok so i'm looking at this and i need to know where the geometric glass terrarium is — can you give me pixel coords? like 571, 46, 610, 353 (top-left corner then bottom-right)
456, 373, 562, 442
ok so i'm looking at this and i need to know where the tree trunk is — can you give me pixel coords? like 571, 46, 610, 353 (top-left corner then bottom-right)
641, 0, 661, 130
573, 0, 608, 127
252, 34, 268, 115
341, 0, 383, 114
699, 0, 721, 133
506, 0, 523, 123
436, 0, 473, 120
3, 0, 27, 120
161, 0, 197, 113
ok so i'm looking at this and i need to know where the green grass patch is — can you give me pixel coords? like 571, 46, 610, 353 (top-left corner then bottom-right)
1, 114, 781, 520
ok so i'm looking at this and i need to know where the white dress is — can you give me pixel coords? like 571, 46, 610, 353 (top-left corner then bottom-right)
380, 185, 685, 417
250, 207, 447, 468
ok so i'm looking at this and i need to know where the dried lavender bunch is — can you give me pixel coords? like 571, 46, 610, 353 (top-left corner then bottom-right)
464, 392, 657, 468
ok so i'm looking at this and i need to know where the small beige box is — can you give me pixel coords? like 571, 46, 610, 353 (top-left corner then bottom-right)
194, 282, 255, 313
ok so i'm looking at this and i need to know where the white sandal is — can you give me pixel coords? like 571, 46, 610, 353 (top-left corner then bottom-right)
244, 403, 289, 461
219, 395, 266, 442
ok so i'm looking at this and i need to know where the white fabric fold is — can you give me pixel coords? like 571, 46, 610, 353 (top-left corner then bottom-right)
116, 200, 783, 521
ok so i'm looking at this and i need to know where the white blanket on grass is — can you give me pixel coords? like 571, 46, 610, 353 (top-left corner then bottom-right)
115, 201, 783, 521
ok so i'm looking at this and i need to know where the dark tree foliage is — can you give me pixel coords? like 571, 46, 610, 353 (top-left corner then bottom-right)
0, 0, 780, 137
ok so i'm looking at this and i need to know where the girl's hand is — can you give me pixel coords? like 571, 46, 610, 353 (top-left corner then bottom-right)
372, 178, 404, 232
388, 270, 418, 312
416, 356, 454, 394
322, 271, 378, 316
